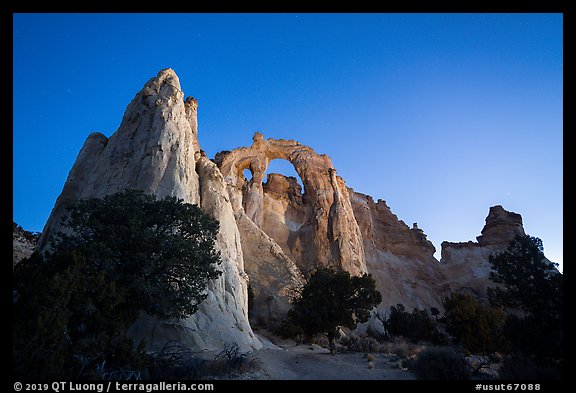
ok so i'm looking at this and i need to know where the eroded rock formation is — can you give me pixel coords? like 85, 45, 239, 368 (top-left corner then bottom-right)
477, 205, 525, 247
349, 191, 449, 317
13, 222, 37, 268
38, 69, 201, 251
38, 69, 261, 352
440, 205, 526, 299
215, 132, 366, 276
34, 69, 539, 348
213, 133, 371, 326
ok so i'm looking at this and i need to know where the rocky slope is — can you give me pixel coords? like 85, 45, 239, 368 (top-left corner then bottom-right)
12, 222, 38, 267
349, 191, 449, 326
34, 69, 538, 349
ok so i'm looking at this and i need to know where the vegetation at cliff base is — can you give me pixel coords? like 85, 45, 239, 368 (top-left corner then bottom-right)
284, 267, 382, 353
378, 234, 563, 380
488, 235, 563, 377
383, 303, 445, 344
13, 190, 222, 379
412, 346, 471, 380
442, 293, 506, 355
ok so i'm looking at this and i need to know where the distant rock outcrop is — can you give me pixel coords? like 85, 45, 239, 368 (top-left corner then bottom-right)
477, 205, 525, 247
349, 192, 448, 317
32, 69, 541, 347
13, 222, 38, 267
440, 205, 526, 300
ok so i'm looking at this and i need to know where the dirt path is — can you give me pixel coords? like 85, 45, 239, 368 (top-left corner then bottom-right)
238, 334, 416, 380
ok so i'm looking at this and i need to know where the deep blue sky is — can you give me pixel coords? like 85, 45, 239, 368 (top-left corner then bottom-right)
13, 13, 563, 270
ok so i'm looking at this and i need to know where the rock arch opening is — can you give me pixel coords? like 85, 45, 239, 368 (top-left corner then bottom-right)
214, 132, 367, 276
242, 168, 253, 182
265, 159, 305, 195
259, 158, 309, 267
213, 132, 369, 329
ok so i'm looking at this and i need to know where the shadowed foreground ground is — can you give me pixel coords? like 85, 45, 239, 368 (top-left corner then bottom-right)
235, 334, 416, 380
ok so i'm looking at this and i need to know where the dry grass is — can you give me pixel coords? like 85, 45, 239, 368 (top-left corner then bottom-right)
339, 335, 381, 352
149, 341, 260, 380
339, 334, 426, 359
379, 337, 426, 359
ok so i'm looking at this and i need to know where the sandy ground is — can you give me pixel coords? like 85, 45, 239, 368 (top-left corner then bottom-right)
234, 332, 416, 380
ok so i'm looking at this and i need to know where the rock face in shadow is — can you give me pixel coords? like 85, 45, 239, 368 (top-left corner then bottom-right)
37, 69, 260, 352
13, 223, 38, 268
261, 173, 309, 268
237, 213, 305, 327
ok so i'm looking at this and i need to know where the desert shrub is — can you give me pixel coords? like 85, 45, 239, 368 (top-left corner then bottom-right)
275, 316, 305, 343
442, 293, 506, 354
286, 268, 382, 353
488, 235, 563, 363
413, 347, 471, 380
150, 342, 259, 379
211, 344, 257, 377
498, 355, 562, 381
149, 341, 207, 380
310, 335, 330, 348
380, 337, 425, 359
13, 190, 222, 379
336, 333, 355, 348
384, 304, 445, 344
341, 335, 381, 353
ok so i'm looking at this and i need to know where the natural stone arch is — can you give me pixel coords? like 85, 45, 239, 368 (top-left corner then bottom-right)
265, 158, 305, 194
215, 132, 367, 276
260, 163, 308, 271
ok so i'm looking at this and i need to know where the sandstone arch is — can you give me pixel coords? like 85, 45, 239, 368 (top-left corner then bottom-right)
215, 132, 366, 276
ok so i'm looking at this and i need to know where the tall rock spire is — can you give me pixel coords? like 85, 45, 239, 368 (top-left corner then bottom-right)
38, 69, 260, 352
440, 205, 528, 301
476, 205, 526, 247
39, 68, 200, 250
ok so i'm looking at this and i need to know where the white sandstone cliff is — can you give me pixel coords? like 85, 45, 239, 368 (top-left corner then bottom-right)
38, 68, 261, 352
